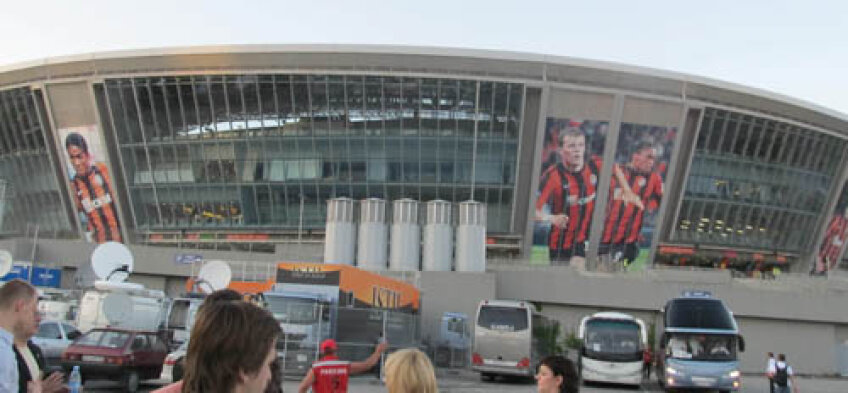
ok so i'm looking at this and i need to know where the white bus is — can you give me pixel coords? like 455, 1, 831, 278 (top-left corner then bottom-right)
472, 299, 558, 380
578, 311, 646, 387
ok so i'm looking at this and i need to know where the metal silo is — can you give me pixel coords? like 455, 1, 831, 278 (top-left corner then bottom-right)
422, 200, 453, 271
357, 198, 387, 271
389, 199, 420, 271
323, 197, 356, 265
455, 201, 486, 272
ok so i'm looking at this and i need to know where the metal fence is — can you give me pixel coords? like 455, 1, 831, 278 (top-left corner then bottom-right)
274, 303, 420, 377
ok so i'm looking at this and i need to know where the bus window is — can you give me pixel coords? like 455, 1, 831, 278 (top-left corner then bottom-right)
477, 306, 528, 331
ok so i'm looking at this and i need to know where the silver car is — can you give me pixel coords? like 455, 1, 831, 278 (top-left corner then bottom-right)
31, 320, 82, 371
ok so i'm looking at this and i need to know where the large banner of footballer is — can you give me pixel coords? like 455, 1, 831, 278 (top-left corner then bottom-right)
597, 123, 676, 271
812, 184, 848, 275
532, 118, 608, 267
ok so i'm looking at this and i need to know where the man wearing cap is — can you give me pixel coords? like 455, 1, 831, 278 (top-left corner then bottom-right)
297, 338, 388, 393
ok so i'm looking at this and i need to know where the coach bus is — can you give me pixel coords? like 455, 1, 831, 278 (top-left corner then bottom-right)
656, 291, 744, 393
472, 299, 558, 380
578, 311, 646, 387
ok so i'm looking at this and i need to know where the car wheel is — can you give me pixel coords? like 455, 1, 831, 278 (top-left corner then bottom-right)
480, 372, 493, 382
123, 370, 140, 392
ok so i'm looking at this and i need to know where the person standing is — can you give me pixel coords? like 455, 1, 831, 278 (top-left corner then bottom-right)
12, 303, 66, 393
642, 348, 652, 380
297, 338, 388, 393
767, 353, 799, 393
766, 352, 776, 393
0, 279, 42, 393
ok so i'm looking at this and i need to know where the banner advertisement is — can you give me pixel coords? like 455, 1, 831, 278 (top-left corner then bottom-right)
813, 184, 848, 275
58, 125, 123, 244
532, 118, 609, 267
597, 123, 676, 271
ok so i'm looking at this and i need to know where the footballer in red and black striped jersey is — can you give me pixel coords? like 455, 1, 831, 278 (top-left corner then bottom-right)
598, 124, 675, 271
535, 122, 605, 268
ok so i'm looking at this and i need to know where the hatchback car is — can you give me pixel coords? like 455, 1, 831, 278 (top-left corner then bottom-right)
61, 328, 168, 392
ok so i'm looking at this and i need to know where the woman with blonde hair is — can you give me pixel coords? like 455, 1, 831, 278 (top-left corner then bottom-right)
384, 348, 438, 393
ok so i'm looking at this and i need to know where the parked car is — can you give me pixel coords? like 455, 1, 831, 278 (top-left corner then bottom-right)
160, 339, 188, 382
61, 328, 168, 392
31, 320, 82, 371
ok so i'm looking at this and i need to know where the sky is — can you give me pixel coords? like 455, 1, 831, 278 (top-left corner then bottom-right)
2, 0, 847, 115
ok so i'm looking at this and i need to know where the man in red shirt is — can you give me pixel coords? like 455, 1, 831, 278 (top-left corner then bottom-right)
298, 338, 388, 393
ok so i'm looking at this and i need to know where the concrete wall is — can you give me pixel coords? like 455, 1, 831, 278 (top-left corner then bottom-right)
493, 266, 848, 375
418, 271, 496, 345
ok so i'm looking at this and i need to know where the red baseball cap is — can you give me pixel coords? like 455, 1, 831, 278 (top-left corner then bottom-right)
320, 339, 337, 353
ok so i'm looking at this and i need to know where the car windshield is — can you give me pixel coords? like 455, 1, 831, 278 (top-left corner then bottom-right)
76, 330, 131, 349
665, 333, 736, 361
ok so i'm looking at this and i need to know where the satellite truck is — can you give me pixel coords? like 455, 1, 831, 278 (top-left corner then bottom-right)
75, 242, 168, 333
161, 260, 233, 348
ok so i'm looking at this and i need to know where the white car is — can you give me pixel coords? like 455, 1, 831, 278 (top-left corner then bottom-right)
31, 320, 82, 371
160, 340, 188, 382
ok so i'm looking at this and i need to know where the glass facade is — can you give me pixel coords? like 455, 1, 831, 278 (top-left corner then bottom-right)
98, 75, 522, 233
673, 107, 846, 252
0, 87, 75, 237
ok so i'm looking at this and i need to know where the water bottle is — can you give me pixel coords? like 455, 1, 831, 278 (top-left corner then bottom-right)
68, 365, 82, 393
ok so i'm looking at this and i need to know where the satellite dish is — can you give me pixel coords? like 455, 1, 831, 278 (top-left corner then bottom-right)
102, 292, 133, 325
91, 242, 134, 283
194, 261, 232, 293
0, 250, 12, 277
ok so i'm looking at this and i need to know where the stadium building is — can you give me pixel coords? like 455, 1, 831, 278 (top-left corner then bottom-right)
2, 46, 848, 374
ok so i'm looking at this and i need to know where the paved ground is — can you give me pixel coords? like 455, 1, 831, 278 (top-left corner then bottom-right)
83, 370, 848, 392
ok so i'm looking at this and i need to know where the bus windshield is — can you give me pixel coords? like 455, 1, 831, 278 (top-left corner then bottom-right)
265, 296, 322, 324
665, 333, 736, 361
583, 319, 642, 361
477, 305, 528, 332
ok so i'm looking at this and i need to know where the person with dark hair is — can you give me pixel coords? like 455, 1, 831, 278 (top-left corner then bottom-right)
767, 353, 799, 393
155, 289, 284, 393
766, 352, 776, 393
0, 279, 41, 392
64, 131, 122, 243
297, 338, 388, 393
599, 142, 662, 271
535, 355, 578, 393
162, 301, 281, 393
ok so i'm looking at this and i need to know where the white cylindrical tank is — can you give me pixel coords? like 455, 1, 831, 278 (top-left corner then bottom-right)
390, 199, 420, 271
324, 197, 356, 265
422, 200, 453, 271
455, 201, 486, 272
357, 198, 387, 271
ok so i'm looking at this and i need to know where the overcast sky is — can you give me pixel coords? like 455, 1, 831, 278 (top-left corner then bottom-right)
2, 0, 846, 115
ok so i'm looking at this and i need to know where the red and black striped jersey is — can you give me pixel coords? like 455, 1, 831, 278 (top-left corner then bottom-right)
536, 157, 602, 251
818, 214, 848, 264
601, 166, 663, 245
71, 162, 122, 243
